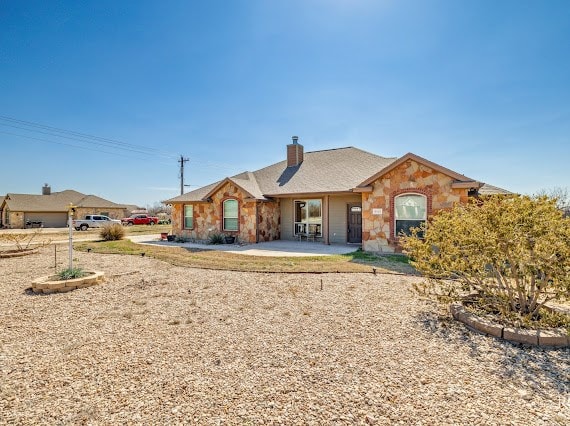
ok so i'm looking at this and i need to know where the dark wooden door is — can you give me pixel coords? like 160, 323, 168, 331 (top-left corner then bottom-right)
347, 204, 362, 243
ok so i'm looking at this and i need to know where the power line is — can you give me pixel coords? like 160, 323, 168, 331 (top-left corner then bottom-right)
0, 115, 178, 159
0, 122, 177, 159
0, 115, 256, 199
0, 130, 174, 166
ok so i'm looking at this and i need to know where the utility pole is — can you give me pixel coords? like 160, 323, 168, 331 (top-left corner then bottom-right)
178, 155, 189, 195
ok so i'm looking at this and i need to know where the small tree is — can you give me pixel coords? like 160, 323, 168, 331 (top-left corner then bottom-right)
536, 186, 569, 217
0, 229, 51, 251
146, 201, 171, 216
402, 195, 570, 322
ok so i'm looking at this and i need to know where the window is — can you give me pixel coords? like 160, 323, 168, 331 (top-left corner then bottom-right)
395, 194, 426, 237
294, 199, 322, 236
223, 199, 238, 231
4, 208, 10, 225
184, 205, 193, 229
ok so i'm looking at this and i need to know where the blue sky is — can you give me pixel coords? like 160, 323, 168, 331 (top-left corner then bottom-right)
1, 0, 569, 206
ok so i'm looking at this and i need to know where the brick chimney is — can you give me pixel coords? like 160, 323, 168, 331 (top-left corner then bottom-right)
42, 183, 51, 195
287, 136, 304, 167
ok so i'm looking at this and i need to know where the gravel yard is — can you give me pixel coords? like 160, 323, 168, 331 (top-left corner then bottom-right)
1, 248, 568, 425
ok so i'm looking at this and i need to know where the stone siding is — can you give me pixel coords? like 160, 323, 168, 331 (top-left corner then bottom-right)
75, 208, 126, 220
173, 182, 280, 244
7, 211, 25, 229
362, 159, 469, 252
257, 201, 280, 242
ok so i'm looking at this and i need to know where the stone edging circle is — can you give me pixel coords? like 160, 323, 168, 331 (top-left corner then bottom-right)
0, 248, 39, 259
32, 271, 105, 294
450, 303, 569, 348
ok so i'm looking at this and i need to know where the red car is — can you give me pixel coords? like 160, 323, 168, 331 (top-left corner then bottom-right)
121, 214, 159, 226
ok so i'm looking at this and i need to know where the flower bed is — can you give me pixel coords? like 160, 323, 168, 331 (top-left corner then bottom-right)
0, 248, 39, 259
450, 303, 569, 347
31, 271, 105, 294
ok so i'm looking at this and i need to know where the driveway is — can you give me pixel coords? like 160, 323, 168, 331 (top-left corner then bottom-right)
128, 235, 359, 257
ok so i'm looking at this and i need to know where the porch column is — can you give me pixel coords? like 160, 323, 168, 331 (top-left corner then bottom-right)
323, 195, 330, 245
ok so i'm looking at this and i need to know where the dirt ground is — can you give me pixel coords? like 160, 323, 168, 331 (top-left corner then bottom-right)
1, 248, 568, 425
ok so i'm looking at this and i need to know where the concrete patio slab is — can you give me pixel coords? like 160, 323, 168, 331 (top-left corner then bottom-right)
128, 235, 360, 257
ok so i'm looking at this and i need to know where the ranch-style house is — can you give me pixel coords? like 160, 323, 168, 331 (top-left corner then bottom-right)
165, 137, 509, 252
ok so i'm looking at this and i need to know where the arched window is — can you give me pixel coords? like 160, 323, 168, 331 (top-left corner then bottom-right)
223, 199, 238, 231
394, 193, 427, 237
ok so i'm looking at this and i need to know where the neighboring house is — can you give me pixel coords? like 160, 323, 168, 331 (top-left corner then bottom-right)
124, 205, 145, 216
165, 137, 510, 252
0, 184, 128, 228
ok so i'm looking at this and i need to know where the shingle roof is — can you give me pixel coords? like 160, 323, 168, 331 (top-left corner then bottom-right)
2, 190, 126, 212
165, 145, 511, 203
166, 147, 397, 203
76, 195, 126, 209
478, 183, 513, 195
256, 147, 397, 196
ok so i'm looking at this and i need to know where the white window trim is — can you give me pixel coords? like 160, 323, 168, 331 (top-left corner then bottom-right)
394, 193, 427, 237
183, 205, 194, 229
223, 199, 239, 231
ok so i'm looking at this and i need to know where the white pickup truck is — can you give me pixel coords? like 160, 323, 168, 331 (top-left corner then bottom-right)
72, 215, 121, 231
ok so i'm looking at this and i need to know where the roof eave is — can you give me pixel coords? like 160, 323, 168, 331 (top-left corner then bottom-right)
264, 190, 355, 198
352, 186, 373, 193
451, 181, 483, 189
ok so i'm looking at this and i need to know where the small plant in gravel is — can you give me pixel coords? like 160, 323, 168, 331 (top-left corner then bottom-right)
402, 195, 570, 328
57, 267, 86, 280
208, 233, 225, 245
100, 224, 125, 241
0, 229, 51, 252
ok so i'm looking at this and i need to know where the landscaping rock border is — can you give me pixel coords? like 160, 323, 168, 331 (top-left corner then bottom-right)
450, 303, 569, 347
31, 271, 105, 294
0, 248, 39, 259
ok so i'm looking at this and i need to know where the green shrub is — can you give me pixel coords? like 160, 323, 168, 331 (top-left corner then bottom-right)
58, 267, 86, 280
208, 233, 225, 245
402, 195, 570, 323
100, 224, 125, 241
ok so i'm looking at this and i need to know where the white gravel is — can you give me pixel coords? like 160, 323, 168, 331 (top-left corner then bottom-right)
1, 248, 568, 425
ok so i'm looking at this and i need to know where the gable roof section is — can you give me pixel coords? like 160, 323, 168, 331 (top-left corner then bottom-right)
357, 152, 481, 188
76, 194, 126, 209
478, 183, 513, 195
166, 147, 397, 203
3, 190, 125, 212
202, 172, 268, 202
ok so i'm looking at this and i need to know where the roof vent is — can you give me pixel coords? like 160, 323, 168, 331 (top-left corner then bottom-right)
42, 184, 51, 195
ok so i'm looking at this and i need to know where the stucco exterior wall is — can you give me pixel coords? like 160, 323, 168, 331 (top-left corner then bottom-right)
328, 194, 362, 244
172, 182, 267, 244
279, 198, 294, 240
362, 159, 469, 252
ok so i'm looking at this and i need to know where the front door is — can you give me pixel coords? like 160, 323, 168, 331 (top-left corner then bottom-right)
347, 204, 362, 243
